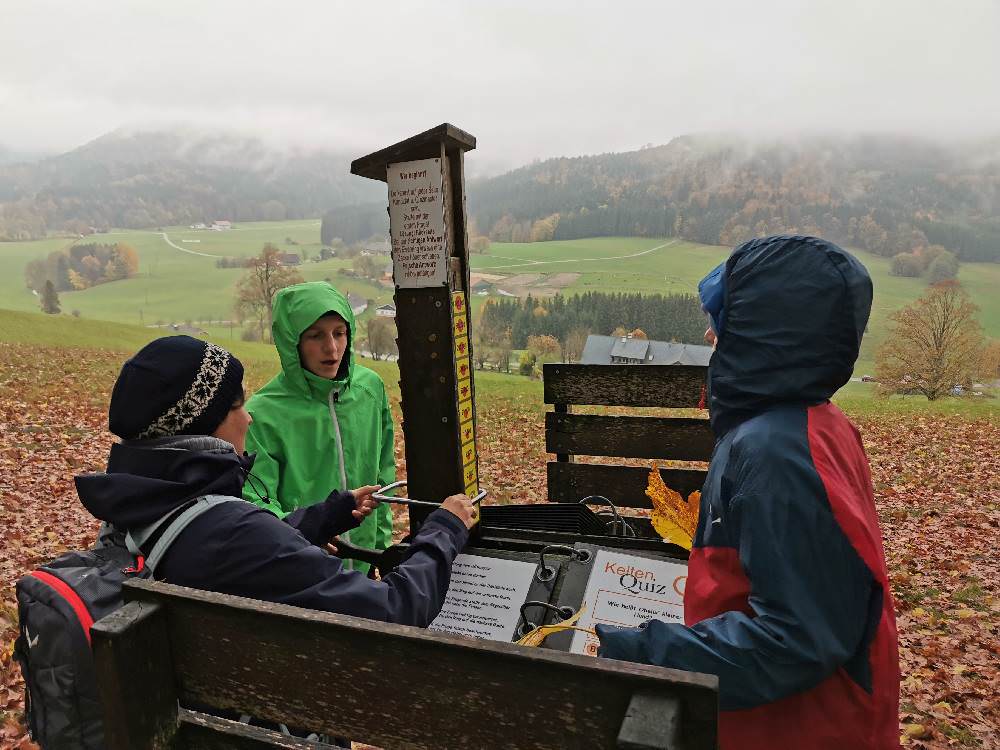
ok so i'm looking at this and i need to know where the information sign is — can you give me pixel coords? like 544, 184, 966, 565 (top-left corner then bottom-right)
387, 158, 447, 287
569, 549, 688, 656
429, 554, 538, 641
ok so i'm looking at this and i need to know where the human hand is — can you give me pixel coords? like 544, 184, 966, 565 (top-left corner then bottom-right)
351, 485, 381, 521
440, 494, 477, 529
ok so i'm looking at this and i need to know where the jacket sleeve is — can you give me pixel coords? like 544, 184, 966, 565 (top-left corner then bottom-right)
283, 490, 359, 546
597, 438, 877, 711
373, 384, 396, 551
242, 418, 292, 517
163, 504, 468, 628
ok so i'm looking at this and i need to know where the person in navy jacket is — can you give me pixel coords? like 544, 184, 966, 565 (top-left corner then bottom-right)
76, 335, 475, 627
597, 236, 901, 750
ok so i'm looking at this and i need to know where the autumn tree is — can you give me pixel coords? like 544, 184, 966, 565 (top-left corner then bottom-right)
527, 334, 561, 362
876, 282, 985, 400
926, 250, 959, 284
470, 236, 491, 254
563, 327, 590, 363
630, 328, 648, 340
365, 317, 397, 361
980, 339, 1000, 383
40, 280, 60, 314
353, 254, 381, 281
234, 244, 304, 343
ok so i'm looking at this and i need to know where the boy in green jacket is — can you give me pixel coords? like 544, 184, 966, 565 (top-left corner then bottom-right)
244, 281, 394, 571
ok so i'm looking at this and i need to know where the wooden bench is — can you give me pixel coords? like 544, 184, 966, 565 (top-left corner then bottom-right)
543, 364, 713, 534
92, 578, 718, 749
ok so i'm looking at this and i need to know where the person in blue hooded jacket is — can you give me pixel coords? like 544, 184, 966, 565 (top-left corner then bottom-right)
597, 236, 901, 750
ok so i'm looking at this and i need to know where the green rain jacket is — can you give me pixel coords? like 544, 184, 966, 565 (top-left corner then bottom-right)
244, 282, 394, 570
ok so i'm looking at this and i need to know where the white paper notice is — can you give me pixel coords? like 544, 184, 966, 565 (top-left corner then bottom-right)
570, 549, 688, 656
428, 554, 537, 642
387, 157, 447, 288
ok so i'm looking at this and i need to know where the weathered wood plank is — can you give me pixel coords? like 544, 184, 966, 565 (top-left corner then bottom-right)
91, 601, 179, 750
351, 123, 476, 182
617, 693, 681, 750
546, 413, 715, 461
177, 709, 326, 749
547, 463, 708, 508
123, 580, 718, 750
544, 364, 707, 408
395, 285, 465, 530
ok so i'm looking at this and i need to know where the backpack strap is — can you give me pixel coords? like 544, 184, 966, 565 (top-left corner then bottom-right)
126, 495, 239, 576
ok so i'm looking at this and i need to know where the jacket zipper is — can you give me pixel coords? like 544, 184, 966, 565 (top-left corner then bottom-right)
328, 388, 352, 571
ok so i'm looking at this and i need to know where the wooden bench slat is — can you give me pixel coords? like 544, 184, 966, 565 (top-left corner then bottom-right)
120, 580, 717, 750
546, 413, 715, 461
543, 364, 706, 408
547, 462, 708, 508
177, 709, 327, 749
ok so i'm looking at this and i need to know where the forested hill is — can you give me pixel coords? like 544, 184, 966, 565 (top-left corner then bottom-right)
0, 129, 381, 240
467, 134, 1000, 262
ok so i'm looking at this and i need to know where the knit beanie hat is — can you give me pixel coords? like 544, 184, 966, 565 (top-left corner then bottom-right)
109, 336, 245, 440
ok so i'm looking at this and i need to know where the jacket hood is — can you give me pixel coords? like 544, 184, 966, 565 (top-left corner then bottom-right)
271, 281, 357, 399
75, 436, 249, 528
707, 235, 872, 436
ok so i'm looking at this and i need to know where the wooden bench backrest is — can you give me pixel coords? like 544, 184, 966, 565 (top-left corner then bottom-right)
544, 364, 712, 509
92, 579, 718, 750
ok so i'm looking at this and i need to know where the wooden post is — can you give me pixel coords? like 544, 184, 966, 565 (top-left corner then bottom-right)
351, 124, 478, 534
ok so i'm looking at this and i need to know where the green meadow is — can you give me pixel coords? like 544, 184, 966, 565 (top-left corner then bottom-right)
0, 220, 394, 327
2, 224, 998, 382
471, 237, 1000, 372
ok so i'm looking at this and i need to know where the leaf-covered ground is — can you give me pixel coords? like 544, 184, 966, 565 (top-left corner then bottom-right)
1, 342, 997, 748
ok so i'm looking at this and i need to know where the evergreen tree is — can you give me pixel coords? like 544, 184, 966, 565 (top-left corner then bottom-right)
40, 280, 61, 314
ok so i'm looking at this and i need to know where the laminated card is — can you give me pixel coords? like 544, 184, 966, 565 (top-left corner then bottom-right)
569, 548, 688, 656
429, 554, 538, 641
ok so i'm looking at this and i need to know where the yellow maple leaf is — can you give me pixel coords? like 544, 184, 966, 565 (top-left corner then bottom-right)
646, 462, 700, 549
516, 606, 594, 647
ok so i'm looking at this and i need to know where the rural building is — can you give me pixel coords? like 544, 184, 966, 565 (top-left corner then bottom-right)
366, 239, 392, 255
169, 323, 207, 337
190, 223, 207, 230
211, 220, 232, 231
347, 293, 368, 317
472, 280, 494, 295
277, 253, 301, 266
376, 304, 396, 318
579, 334, 712, 366
319, 247, 336, 259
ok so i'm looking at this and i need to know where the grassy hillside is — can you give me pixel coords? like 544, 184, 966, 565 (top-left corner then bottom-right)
0, 308, 994, 418
0, 220, 395, 327
4, 227, 998, 375
470, 237, 1000, 371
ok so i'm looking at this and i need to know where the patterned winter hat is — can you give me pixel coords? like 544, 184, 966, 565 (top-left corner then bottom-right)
109, 336, 245, 440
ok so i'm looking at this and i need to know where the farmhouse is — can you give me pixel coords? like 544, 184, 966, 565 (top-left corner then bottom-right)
211, 220, 232, 231
347, 293, 368, 317
580, 334, 712, 366
376, 303, 396, 318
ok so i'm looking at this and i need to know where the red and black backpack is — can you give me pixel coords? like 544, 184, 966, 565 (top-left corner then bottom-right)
13, 496, 234, 749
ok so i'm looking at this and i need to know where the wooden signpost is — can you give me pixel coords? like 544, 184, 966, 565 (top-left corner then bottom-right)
351, 124, 479, 533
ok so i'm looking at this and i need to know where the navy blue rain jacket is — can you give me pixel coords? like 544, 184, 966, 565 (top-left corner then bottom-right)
75, 436, 467, 627
597, 236, 901, 750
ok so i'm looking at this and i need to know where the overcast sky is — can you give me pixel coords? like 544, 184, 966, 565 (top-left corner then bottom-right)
1, 0, 998, 168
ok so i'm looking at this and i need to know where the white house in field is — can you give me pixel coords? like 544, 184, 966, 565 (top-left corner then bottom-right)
211, 220, 232, 231
375, 304, 396, 318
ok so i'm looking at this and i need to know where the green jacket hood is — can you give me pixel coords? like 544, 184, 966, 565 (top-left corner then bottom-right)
271, 281, 356, 398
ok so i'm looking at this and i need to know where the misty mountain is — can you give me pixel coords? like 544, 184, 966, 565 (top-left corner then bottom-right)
320, 134, 1000, 262
0, 129, 382, 240
465, 134, 1000, 262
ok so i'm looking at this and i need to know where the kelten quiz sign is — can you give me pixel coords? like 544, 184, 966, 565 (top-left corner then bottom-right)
569, 549, 688, 656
